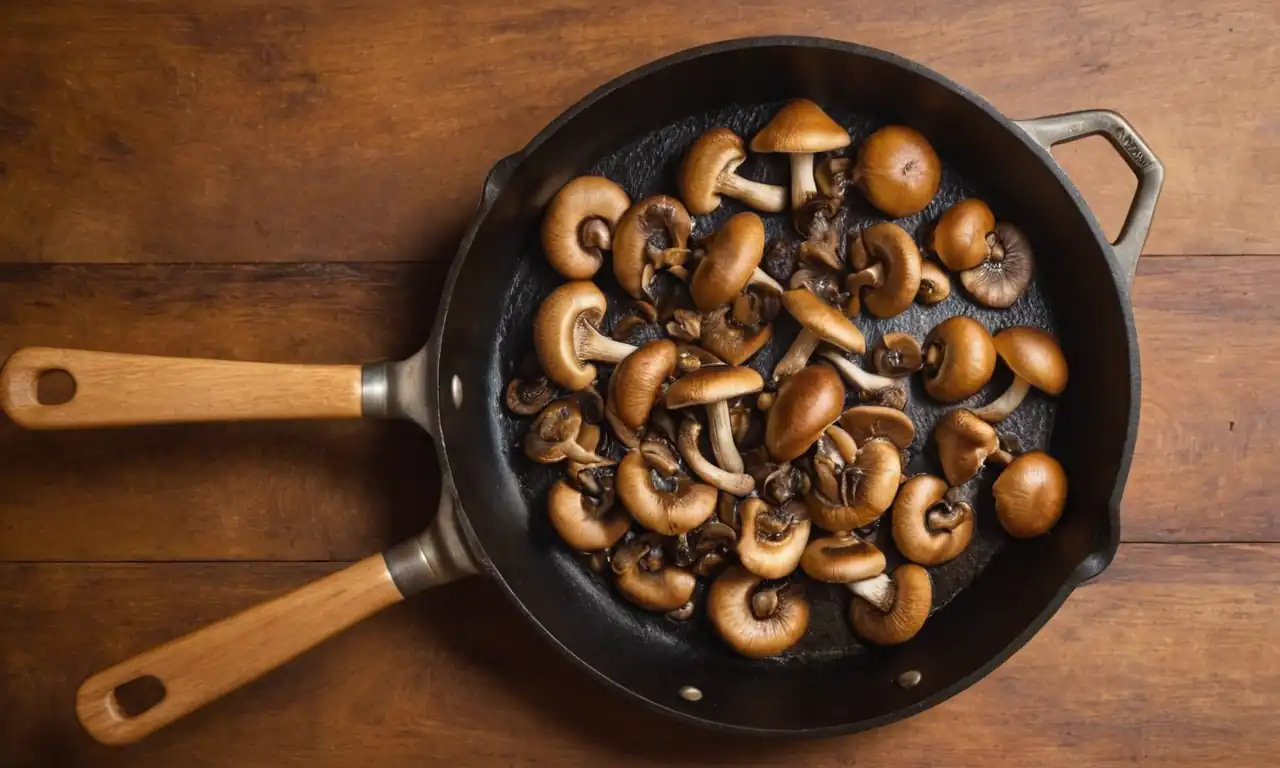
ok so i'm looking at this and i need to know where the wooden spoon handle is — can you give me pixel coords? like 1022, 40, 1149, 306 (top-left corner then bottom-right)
76, 554, 404, 746
0, 347, 365, 429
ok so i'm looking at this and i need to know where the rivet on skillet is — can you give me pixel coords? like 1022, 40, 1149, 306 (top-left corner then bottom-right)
450, 374, 464, 409
679, 685, 703, 702
896, 670, 922, 689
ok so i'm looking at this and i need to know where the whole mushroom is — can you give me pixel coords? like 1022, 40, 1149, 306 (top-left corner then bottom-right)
961, 223, 1036, 309
612, 534, 698, 612
699, 306, 774, 365
613, 195, 693, 300
846, 222, 923, 319
708, 566, 811, 659
773, 288, 866, 380
541, 176, 632, 280
818, 350, 907, 411
871, 333, 923, 378
547, 478, 631, 552
931, 198, 995, 271
993, 451, 1068, 538
849, 564, 933, 645
804, 410, 907, 531
933, 409, 1014, 486
765, 364, 846, 462
800, 532, 886, 583
616, 442, 718, 535
606, 338, 677, 433
917, 260, 952, 306
851, 125, 941, 218
750, 99, 852, 209
920, 316, 997, 403
534, 281, 638, 391
689, 211, 782, 312
971, 327, 1068, 423
891, 475, 974, 566
736, 498, 811, 579
523, 394, 611, 465
680, 128, 788, 214
665, 365, 765, 474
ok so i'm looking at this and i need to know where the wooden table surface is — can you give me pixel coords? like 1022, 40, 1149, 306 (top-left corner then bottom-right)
2, 1, 1277, 765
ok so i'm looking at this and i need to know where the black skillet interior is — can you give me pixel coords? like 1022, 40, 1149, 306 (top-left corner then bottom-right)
435, 39, 1136, 735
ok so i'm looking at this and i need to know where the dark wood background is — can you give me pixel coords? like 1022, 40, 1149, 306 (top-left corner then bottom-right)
2, 1, 1277, 765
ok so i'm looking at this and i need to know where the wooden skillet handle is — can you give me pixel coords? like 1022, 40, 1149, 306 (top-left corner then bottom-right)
0, 347, 365, 429
76, 554, 405, 746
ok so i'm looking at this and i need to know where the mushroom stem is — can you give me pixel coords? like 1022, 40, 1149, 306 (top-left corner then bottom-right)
580, 218, 612, 252
748, 267, 784, 295
706, 401, 745, 474
850, 262, 885, 290
751, 584, 782, 619
789, 153, 818, 209
578, 325, 638, 364
990, 448, 1014, 466
818, 350, 901, 395
971, 376, 1031, 423
926, 503, 969, 532
846, 574, 895, 613
678, 419, 755, 497
772, 328, 821, 380
719, 173, 788, 213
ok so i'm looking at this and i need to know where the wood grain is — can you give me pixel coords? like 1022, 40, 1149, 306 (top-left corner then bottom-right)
2, 257, 1275, 562
0, 0, 1275, 265
1, 544, 1275, 766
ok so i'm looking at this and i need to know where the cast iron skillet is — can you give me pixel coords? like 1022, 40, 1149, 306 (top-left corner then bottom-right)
0, 37, 1163, 744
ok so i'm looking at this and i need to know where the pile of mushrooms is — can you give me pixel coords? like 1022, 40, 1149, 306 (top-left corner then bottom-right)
509, 99, 1072, 660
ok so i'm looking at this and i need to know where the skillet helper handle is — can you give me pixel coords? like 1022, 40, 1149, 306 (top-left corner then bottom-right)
0, 347, 368, 429
1015, 110, 1164, 286
76, 554, 404, 746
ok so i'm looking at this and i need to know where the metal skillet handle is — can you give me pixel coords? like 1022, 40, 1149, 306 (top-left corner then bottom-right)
1015, 110, 1165, 286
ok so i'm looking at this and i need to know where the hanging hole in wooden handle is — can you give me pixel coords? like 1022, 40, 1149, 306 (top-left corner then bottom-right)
112, 675, 167, 718
36, 369, 77, 406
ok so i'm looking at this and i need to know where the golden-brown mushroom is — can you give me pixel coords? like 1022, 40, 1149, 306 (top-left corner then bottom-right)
612, 195, 693, 300
750, 99, 852, 209
523, 395, 611, 465
921, 316, 997, 403
839, 405, 916, 450
891, 475, 974, 566
849, 564, 932, 645
933, 409, 1014, 486
505, 375, 555, 415
708, 566, 810, 659
800, 532, 886, 583
689, 212, 781, 312
961, 222, 1036, 309
764, 364, 845, 462
680, 128, 787, 214
677, 417, 755, 496
871, 333, 923, 378
541, 176, 632, 280
534, 281, 638, 391
699, 305, 774, 365
612, 534, 697, 612
993, 451, 1068, 538
736, 498, 811, 579
804, 438, 901, 531
616, 444, 717, 535
547, 478, 630, 552
607, 338, 677, 430
772, 288, 867, 380
665, 365, 764, 473
971, 327, 1068, 423
818, 350, 906, 411
846, 222, 923, 319
931, 198, 995, 272
917, 260, 952, 306
853, 125, 941, 217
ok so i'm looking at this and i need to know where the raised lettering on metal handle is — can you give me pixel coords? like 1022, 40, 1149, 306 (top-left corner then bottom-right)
1014, 110, 1164, 287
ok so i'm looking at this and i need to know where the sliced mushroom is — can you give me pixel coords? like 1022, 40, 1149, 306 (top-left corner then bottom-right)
613, 195, 693, 300
547, 478, 630, 552
917, 260, 952, 305
680, 127, 787, 214
709, 566, 810, 659
930, 198, 995, 271
804, 439, 902, 531
524, 395, 612, 464
750, 99, 852, 209
818, 350, 906, 411
933, 409, 1014, 486
993, 451, 1068, 538
920, 316, 997, 403
505, 374, 555, 415
839, 406, 916, 450
773, 288, 866, 380
677, 417, 755, 496
849, 564, 932, 645
612, 534, 698, 612
871, 333, 923, 378
616, 445, 717, 535
891, 475, 974, 566
851, 125, 941, 218
534, 281, 638, 391
846, 222, 923, 319
699, 305, 774, 365
800, 532, 886, 583
607, 339, 677, 430
541, 176, 632, 280
690, 211, 781, 312
971, 327, 1068, 422
765, 364, 845, 462
961, 223, 1035, 309
665, 365, 764, 474
736, 498, 811, 579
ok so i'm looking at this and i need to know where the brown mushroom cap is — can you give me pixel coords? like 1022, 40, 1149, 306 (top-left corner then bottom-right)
781, 288, 867, 354
961, 222, 1035, 309
547, 479, 630, 552
750, 99, 851, 155
541, 176, 632, 280
616, 448, 717, 535
612, 195, 692, 299
613, 535, 698, 612
665, 365, 764, 409
921, 316, 997, 403
523, 395, 610, 465
931, 198, 995, 271
765, 365, 846, 462
736, 498, 811, 579
993, 451, 1068, 538
854, 125, 942, 218
849, 564, 932, 645
871, 333, 923, 378
805, 440, 902, 531
891, 475, 974, 566
847, 223, 923, 319
934, 408, 1009, 486
839, 405, 916, 449
993, 327, 1068, 396
534, 281, 637, 391
680, 128, 787, 215
609, 339, 677, 429
708, 566, 811, 659
691, 212, 768, 311
800, 532, 886, 583
699, 307, 774, 365
917, 260, 952, 305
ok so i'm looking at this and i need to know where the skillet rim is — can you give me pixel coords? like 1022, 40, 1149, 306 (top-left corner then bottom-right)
430, 35, 1140, 736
